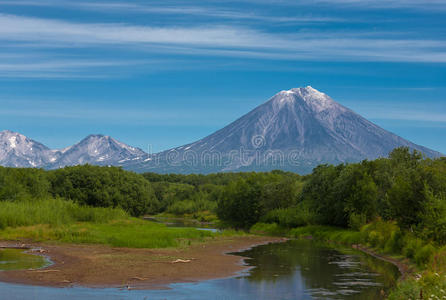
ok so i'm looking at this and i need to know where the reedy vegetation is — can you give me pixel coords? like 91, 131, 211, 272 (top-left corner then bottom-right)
0, 198, 213, 248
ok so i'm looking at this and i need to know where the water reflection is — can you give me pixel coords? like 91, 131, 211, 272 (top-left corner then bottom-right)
144, 216, 219, 232
232, 239, 399, 299
0, 240, 399, 300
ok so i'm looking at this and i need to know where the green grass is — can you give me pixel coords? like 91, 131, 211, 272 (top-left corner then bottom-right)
0, 219, 214, 248
0, 198, 215, 248
0, 198, 128, 229
288, 225, 363, 244
250, 222, 287, 236
250, 222, 362, 244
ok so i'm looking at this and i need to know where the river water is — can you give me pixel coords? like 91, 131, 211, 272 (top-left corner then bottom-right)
0, 238, 399, 300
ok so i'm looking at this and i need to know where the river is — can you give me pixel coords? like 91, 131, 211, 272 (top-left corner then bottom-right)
0, 223, 399, 299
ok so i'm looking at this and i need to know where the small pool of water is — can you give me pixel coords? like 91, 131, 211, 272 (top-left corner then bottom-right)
0, 248, 51, 271
145, 216, 220, 232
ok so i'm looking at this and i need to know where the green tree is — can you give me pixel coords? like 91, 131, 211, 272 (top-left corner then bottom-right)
217, 176, 262, 229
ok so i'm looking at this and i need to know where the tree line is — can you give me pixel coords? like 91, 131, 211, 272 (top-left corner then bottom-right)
217, 147, 446, 245
0, 147, 445, 244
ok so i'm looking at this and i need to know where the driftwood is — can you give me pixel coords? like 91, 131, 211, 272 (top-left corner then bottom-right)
29, 269, 60, 273
131, 276, 148, 281
171, 259, 191, 263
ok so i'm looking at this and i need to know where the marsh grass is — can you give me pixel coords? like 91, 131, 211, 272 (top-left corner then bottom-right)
250, 223, 362, 244
0, 198, 215, 248
288, 225, 362, 245
0, 198, 128, 229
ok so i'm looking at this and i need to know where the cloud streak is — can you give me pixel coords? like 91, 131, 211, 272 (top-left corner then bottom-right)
0, 99, 234, 126
0, 13, 445, 64
0, 0, 344, 23
235, 0, 446, 11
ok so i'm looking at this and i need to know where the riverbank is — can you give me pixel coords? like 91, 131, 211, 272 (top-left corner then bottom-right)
352, 244, 413, 280
0, 236, 285, 289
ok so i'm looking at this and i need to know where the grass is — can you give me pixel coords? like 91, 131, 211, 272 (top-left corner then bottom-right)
0, 198, 128, 229
0, 219, 215, 248
0, 198, 215, 248
250, 222, 362, 244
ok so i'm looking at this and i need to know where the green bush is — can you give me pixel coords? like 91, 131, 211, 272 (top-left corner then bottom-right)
348, 213, 367, 231
387, 279, 420, 300
288, 225, 362, 244
402, 236, 424, 259
420, 189, 446, 244
49, 165, 159, 216
167, 199, 216, 215
361, 220, 399, 249
261, 202, 315, 228
414, 244, 436, 266
250, 222, 285, 236
384, 229, 405, 253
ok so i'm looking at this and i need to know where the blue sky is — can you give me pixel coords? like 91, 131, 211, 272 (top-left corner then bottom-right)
0, 0, 445, 154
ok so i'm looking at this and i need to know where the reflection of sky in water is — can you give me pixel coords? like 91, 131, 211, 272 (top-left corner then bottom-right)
0, 240, 398, 300
0, 277, 313, 300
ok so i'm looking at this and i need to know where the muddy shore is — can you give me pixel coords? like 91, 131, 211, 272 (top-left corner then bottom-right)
0, 236, 285, 289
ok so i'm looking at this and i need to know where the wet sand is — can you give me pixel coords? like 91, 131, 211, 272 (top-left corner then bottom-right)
0, 236, 285, 289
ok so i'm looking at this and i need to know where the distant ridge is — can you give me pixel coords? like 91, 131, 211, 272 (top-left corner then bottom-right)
0, 131, 148, 169
47, 134, 147, 168
0, 86, 443, 173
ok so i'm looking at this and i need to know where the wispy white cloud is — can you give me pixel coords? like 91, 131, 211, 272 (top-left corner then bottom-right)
0, 98, 234, 126
5, 0, 445, 11
0, 0, 343, 23
311, 0, 446, 10
0, 54, 182, 78
371, 111, 446, 123
0, 13, 445, 64
344, 101, 446, 123
235, 0, 446, 11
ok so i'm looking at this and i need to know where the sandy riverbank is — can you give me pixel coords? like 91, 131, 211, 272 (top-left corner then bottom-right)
0, 236, 285, 289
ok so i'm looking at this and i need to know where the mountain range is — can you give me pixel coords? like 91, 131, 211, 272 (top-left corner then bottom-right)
0, 86, 443, 174
0, 131, 148, 169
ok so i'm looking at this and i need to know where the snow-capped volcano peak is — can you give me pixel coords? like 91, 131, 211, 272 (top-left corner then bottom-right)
273, 86, 339, 113
49, 134, 148, 167
0, 130, 56, 167
294, 86, 337, 112
132, 86, 442, 174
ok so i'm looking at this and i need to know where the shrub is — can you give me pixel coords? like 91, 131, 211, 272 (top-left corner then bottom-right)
250, 222, 285, 236
402, 236, 424, 259
261, 202, 315, 228
384, 229, 405, 254
349, 213, 367, 231
167, 199, 216, 215
360, 220, 399, 249
414, 244, 436, 267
